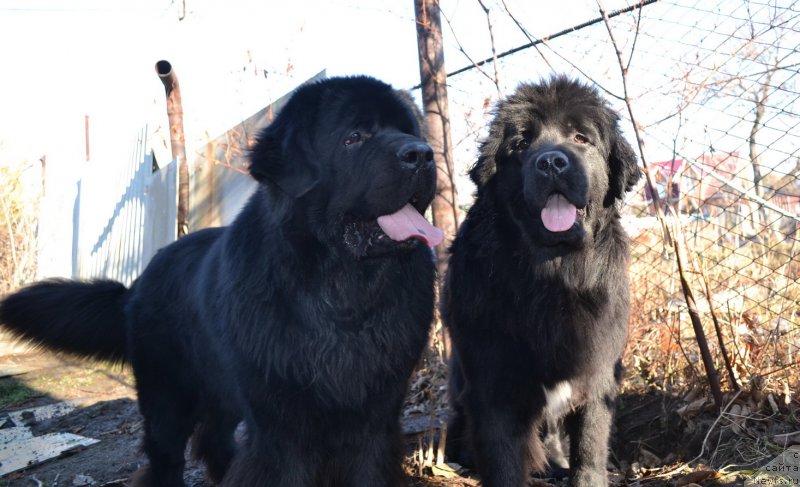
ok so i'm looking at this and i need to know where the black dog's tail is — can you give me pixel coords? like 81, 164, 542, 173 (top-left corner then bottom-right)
0, 279, 129, 363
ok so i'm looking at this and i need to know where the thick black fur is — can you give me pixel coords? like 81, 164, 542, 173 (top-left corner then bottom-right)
0, 76, 437, 487
1, 279, 127, 362
443, 77, 641, 487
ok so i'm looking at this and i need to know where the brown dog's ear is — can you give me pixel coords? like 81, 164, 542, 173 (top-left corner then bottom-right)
469, 144, 498, 188
248, 123, 319, 198
468, 115, 506, 188
605, 127, 641, 206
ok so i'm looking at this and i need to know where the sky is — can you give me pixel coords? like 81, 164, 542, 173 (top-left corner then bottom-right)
2, 1, 795, 168
3, 0, 798, 194
2, 0, 797, 280
0, 0, 628, 278
0, 0, 628, 169
2, 0, 795, 202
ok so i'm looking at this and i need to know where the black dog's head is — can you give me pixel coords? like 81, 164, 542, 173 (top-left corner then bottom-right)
470, 76, 640, 247
248, 76, 442, 258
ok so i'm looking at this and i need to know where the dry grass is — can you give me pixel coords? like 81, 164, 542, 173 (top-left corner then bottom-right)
626, 209, 800, 398
617, 206, 800, 483
0, 159, 40, 294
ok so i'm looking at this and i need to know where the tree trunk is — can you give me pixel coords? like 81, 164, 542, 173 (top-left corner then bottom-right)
415, 0, 459, 364
414, 0, 459, 270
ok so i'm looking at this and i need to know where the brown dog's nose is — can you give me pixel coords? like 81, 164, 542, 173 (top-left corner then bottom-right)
535, 150, 570, 175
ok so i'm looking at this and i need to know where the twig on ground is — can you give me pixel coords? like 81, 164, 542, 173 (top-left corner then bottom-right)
689, 390, 743, 465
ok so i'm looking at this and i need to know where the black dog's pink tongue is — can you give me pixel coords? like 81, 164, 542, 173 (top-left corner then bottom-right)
377, 204, 444, 248
541, 194, 577, 232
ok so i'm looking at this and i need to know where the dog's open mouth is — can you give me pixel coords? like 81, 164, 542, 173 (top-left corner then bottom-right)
540, 193, 586, 233
343, 203, 443, 258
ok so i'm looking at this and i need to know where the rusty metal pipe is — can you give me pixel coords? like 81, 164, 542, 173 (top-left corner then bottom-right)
156, 60, 190, 238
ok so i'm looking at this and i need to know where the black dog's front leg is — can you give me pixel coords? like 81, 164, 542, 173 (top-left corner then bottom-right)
344, 426, 405, 487
221, 444, 317, 487
466, 394, 540, 487
564, 394, 614, 486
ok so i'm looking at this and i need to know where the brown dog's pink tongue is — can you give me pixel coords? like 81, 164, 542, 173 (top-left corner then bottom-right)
541, 194, 577, 232
377, 204, 444, 248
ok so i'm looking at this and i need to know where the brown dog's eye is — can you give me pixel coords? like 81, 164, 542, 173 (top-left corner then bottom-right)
344, 131, 362, 146
574, 133, 592, 145
514, 138, 531, 151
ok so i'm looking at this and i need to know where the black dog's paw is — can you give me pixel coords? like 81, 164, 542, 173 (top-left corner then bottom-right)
547, 466, 570, 480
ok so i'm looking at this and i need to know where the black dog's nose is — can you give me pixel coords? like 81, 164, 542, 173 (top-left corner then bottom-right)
535, 150, 570, 175
398, 141, 434, 167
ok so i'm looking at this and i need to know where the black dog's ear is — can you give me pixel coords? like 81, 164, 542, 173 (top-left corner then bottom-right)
248, 125, 319, 198
393, 89, 427, 139
605, 127, 641, 205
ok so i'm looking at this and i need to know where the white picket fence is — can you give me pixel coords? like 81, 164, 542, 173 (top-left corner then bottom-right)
67, 72, 324, 286
72, 126, 177, 286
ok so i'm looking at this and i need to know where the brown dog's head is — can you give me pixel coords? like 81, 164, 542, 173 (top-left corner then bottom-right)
471, 76, 640, 247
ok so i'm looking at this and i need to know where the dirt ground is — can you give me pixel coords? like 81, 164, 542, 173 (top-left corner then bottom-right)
0, 351, 793, 487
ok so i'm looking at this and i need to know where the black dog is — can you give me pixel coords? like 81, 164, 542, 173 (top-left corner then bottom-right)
443, 77, 641, 487
1, 76, 443, 487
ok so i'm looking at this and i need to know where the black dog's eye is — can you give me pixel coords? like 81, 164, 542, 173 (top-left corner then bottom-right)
574, 133, 592, 145
343, 131, 362, 147
514, 138, 531, 151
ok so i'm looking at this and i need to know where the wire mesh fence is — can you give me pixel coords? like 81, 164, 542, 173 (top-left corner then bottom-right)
442, 0, 800, 396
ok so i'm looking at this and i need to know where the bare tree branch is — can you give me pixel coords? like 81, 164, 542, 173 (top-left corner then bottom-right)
498, 0, 621, 100
439, 8, 500, 88
476, 0, 502, 96
419, 0, 658, 90
497, 0, 554, 70
597, 0, 726, 410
